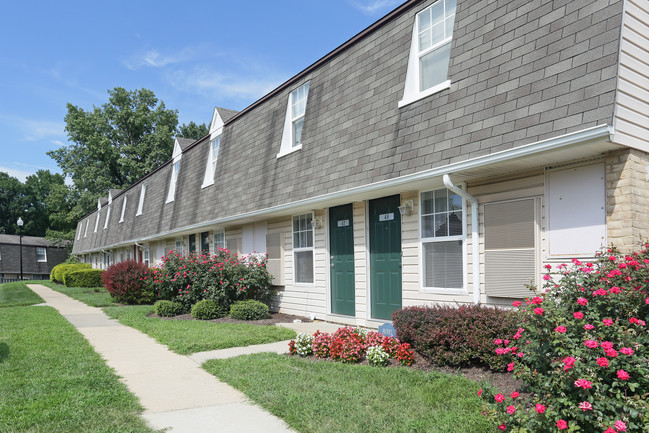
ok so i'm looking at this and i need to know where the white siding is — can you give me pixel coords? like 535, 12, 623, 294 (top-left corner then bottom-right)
613, 0, 649, 151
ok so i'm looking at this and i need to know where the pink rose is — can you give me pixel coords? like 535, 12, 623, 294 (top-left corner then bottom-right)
574, 379, 592, 389
510, 391, 519, 399
498, 423, 506, 431
477, 389, 482, 396
557, 419, 568, 430
507, 362, 515, 372
578, 401, 593, 411
495, 394, 505, 403
542, 274, 551, 280
617, 370, 630, 380
584, 340, 599, 349
596, 357, 609, 368
573, 312, 584, 319
535, 403, 546, 414
577, 297, 588, 305
506, 405, 516, 414
554, 326, 567, 333
620, 347, 634, 355
512, 301, 522, 307
533, 307, 544, 315
584, 324, 595, 330
602, 318, 614, 326
614, 420, 627, 432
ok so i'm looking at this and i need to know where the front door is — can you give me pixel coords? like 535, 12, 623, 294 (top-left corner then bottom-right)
369, 195, 402, 320
330, 204, 355, 316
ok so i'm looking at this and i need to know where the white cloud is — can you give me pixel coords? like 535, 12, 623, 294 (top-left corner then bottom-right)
124, 47, 199, 70
167, 67, 284, 102
0, 165, 34, 182
347, 0, 403, 15
0, 115, 65, 142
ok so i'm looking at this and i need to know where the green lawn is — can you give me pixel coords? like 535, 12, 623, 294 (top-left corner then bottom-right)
103, 305, 297, 355
0, 281, 44, 307
0, 306, 157, 433
40, 280, 119, 307
204, 353, 492, 433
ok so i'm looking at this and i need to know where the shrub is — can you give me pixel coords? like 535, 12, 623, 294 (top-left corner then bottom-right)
64, 269, 104, 288
312, 331, 332, 358
229, 300, 269, 320
51, 263, 90, 284
150, 250, 276, 312
366, 345, 389, 367
190, 300, 226, 320
101, 260, 154, 305
392, 304, 518, 369
154, 300, 183, 317
293, 333, 314, 357
480, 247, 649, 432
329, 327, 365, 363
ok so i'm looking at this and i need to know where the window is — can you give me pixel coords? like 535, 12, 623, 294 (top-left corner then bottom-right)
94, 210, 100, 233
399, 0, 456, 107
200, 231, 210, 253
175, 237, 183, 253
84, 219, 89, 237
202, 137, 221, 188
126, 248, 132, 261
213, 229, 226, 251
144, 247, 150, 266
278, 81, 310, 157
420, 188, 464, 290
36, 247, 47, 262
119, 195, 127, 223
188, 234, 196, 253
104, 205, 111, 229
166, 161, 180, 203
77, 223, 82, 240
136, 183, 147, 216
293, 214, 314, 284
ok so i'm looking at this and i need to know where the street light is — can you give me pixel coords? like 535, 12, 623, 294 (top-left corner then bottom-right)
17, 218, 23, 281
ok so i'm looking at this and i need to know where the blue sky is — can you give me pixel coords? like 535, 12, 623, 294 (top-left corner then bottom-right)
0, 0, 404, 182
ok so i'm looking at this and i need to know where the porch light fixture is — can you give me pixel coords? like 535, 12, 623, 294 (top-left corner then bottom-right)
310, 216, 323, 229
398, 200, 414, 216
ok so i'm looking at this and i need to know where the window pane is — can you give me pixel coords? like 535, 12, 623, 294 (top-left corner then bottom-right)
445, 15, 455, 38
419, 42, 451, 91
446, 0, 457, 17
430, 21, 445, 46
295, 250, 314, 283
434, 189, 447, 213
423, 241, 463, 288
422, 215, 435, 238
449, 211, 463, 236
421, 191, 434, 214
449, 191, 462, 211
293, 117, 304, 146
418, 6, 431, 32
434, 213, 448, 237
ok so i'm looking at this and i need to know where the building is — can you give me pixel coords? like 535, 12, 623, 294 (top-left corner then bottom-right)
72, 0, 649, 327
0, 235, 68, 282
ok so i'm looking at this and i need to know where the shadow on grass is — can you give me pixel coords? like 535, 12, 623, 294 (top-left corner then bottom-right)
0, 343, 9, 362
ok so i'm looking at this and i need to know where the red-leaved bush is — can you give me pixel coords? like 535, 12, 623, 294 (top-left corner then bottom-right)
102, 260, 154, 305
392, 304, 519, 369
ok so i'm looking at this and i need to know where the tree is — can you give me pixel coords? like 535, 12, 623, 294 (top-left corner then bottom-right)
0, 172, 26, 235
177, 121, 209, 140
23, 170, 67, 237
48, 87, 179, 211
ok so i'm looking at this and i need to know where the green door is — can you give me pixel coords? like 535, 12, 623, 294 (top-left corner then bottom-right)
330, 204, 355, 316
369, 195, 402, 320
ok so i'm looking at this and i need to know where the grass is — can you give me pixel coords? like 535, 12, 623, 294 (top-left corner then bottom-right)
204, 353, 492, 433
39, 280, 119, 307
0, 281, 44, 307
0, 306, 157, 433
103, 305, 297, 355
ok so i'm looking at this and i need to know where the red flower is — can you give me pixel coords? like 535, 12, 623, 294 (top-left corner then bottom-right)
614, 420, 627, 432
494, 394, 505, 403
577, 297, 588, 306
584, 340, 599, 349
596, 357, 609, 368
620, 347, 634, 355
477, 389, 482, 396
535, 403, 546, 413
578, 401, 593, 411
617, 370, 630, 380
510, 391, 519, 399
574, 379, 592, 389
498, 423, 506, 431
506, 405, 516, 414
584, 324, 595, 330
533, 307, 544, 315
554, 326, 567, 333
557, 419, 568, 430
512, 301, 522, 307
602, 318, 614, 326
573, 311, 584, 319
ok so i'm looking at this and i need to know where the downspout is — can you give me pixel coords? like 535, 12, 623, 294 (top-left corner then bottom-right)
443, 174, 481, 305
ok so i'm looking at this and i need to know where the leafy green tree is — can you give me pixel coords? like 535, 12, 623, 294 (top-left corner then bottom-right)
48, 87, 179, 213
177, 121, 209, 140
22, 170, 67, 237
0, 172, 26, 235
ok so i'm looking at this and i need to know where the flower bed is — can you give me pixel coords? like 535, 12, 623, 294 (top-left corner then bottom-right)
480, 246, 649, 432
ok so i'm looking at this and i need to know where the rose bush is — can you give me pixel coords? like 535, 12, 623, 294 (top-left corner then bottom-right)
480, 246, 649, 432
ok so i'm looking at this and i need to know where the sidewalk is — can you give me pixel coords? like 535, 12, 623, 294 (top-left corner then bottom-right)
27, 284, 298, 433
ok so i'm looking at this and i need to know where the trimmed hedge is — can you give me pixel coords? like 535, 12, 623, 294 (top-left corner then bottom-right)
191, 300, 227, 320
229, 300, 269, 320
64, 269, 104, 288
101, 260, 153, 305
154, 300, 183, 317
392, 304, 519, 370
50, 263, 91, 284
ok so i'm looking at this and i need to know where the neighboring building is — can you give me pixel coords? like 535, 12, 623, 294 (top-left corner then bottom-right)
0, 235, 68, 282
73, 0, 649, 327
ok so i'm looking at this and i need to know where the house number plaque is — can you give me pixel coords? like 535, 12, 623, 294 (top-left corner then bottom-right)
379, 213, 394, 222
337, 219, 350, 227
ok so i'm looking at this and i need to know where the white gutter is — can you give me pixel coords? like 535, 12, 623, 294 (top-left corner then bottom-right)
443, 174, 481, 305
75, 125, 613, 254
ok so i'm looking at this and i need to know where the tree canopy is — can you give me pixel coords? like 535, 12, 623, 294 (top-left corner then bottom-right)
178, 121, 209, 140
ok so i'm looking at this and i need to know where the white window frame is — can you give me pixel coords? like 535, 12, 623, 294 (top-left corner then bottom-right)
175, 237, 183, 253
119, 195, 127, 223
292, 213, 315, 285
136, 182, 147, 216
36, 247, 47, 263
144, 246, 150, 266
202, 136, 221, 188
104, 205, 111, 229
77, 223, 82, 240
419, 188, 467, 294
213, 229, 226, 252
277, 81, 310, 158
94, 210, 100, 233
126, 248, 132, 261
84, 219, 89, 237
166, 160, 181, 203
399, 0, 456, 108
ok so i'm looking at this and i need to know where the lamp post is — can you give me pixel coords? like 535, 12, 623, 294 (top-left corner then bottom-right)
17, 218, 23, 281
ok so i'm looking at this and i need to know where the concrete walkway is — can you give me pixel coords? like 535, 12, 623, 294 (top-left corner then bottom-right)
27, 284, 299, 433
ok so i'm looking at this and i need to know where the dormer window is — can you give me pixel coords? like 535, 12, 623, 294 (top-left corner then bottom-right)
104, 204, 111, 229
136, 182, 147, 216
278, 81, 310, 158
119, 195, 127, 223
202, 136, 221, 188
84, 219, 89, 237
399, 0, 456, 107
167, 140, 183, 202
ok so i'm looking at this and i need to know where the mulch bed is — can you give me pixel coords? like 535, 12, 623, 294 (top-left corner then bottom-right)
155, 311, 520, 393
